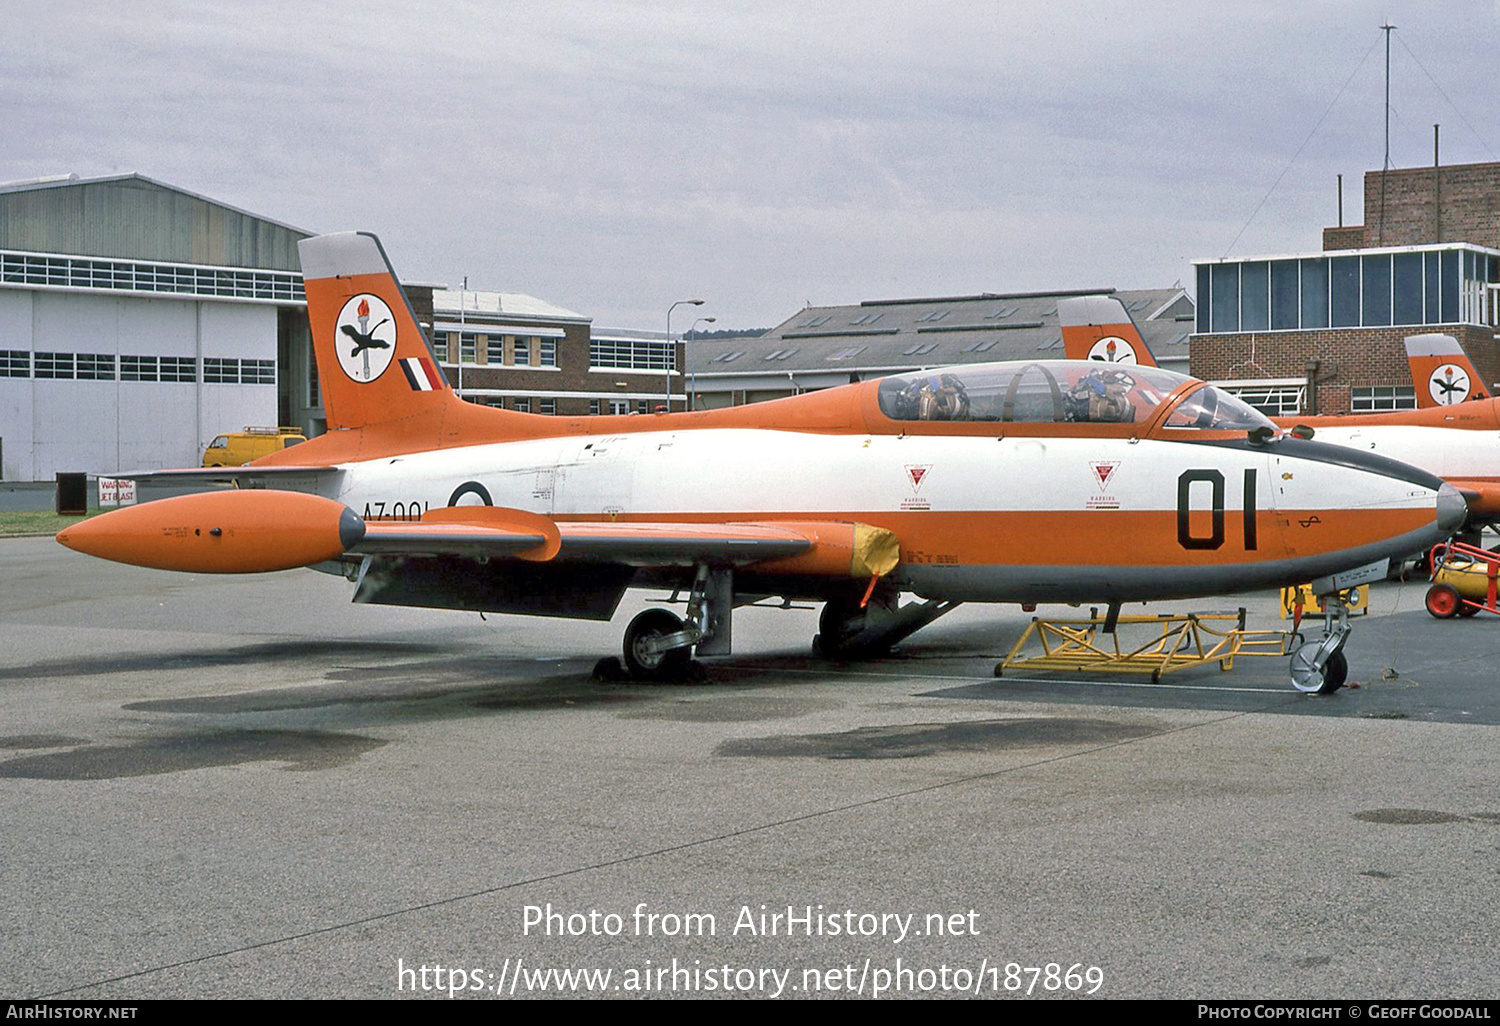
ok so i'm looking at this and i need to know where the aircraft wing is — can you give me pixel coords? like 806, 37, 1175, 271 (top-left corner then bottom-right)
357, 515, 897, 572
351, 511, 899, 621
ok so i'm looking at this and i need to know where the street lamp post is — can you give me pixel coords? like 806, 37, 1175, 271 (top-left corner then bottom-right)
687, 316, 715, 410
665, 299, 704, 412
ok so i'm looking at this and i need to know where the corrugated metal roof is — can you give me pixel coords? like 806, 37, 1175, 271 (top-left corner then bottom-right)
0, 173, 311, 270
687, 287, 1192, 378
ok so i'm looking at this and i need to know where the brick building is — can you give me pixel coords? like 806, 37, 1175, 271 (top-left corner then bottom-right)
1191, 162, 1500, 416
426, 288, 684, 417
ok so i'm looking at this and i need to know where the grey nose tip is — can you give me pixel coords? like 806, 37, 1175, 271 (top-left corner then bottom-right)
1437, 482, 1468, 533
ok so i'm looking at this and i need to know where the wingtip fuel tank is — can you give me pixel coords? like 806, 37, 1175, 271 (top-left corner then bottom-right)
56, 490, 365, 574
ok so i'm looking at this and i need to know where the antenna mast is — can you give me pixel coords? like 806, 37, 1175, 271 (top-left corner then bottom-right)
1378, 22, 1396, 244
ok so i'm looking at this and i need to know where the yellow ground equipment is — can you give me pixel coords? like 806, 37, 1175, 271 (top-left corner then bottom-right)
997, 609, 1292, 684
1278, 584, 1368, 618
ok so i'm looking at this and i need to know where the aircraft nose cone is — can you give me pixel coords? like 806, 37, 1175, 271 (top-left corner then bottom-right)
1437, 482, 1468, 534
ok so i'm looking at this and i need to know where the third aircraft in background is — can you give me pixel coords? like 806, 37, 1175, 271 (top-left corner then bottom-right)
1060, 295, 1500, 528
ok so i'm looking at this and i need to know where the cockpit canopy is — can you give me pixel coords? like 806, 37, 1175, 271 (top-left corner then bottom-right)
875, 361, 1275, 432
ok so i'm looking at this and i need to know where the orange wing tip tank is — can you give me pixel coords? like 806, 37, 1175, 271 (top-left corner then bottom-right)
55, 490, 365, 573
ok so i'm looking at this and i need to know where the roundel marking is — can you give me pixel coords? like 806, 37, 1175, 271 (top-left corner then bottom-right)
448, 481, 494, 507
1429, 364, 1470, 405
1088, 335, 1137, 364
335, 294, 398, 383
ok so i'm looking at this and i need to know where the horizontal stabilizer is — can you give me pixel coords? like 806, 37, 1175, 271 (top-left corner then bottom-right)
107, 466, 343, 487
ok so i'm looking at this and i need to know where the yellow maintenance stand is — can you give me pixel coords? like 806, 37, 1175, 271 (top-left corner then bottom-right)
996, 607, 1293, 684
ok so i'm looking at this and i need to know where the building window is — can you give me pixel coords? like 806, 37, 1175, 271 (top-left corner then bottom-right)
539, 338, 557, 367
460, 332, 477, 364
1209, 264, 1239, 333
1393, 251, 1424, 325
513, 397, 531, 413
589, 399, 601, 415
242, 359, 276, 385
204, 358, 240, 383
0, 251, 304, 303
610, 400, 630, 415
1350, 385, 1417, 412
160, 356, 197, 382
33, 352, 74, 379
487, 335, 504, 363
432, 331, 450, 362
1270, 260, 1299, 330
1362, 254, 1391, 326
1300, 258, 1328, 329
539, 398, 556, 415
76, 353, 116, 380
1218, 382, 1305, 417
590, 340, 674, 371
0, 350, 29, 377
121, 355, 158, 381
827, 345, 867, 361
513, 336, 530, 366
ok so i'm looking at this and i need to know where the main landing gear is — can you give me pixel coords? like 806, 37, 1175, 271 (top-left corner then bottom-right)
1287, 590, 1353, 695
812, 585, 959, 659
615, 565, 732, 683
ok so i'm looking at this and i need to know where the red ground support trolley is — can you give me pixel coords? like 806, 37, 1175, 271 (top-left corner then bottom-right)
1425, 540, 1500, 619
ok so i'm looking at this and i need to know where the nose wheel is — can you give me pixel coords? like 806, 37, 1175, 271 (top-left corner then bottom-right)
1288, 591, 1353, 694
1289, 644, 1347, 694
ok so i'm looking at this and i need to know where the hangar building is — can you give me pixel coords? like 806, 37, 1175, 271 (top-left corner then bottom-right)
0, 173, 682, 482
0, 173, 316, 482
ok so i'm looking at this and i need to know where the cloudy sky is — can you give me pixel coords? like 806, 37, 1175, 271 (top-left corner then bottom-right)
3, 1, 1498, 329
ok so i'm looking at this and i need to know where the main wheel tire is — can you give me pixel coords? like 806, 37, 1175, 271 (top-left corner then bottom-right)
817, 597, 865, 649
623, 608, 690, 681
1317, 650, 1347, 694
1425, 584, 1462, 619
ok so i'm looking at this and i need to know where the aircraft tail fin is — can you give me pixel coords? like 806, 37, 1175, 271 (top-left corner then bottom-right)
1057, 295, 1157, 367
1405, 333, 1491, 408
298, 232, 459, 431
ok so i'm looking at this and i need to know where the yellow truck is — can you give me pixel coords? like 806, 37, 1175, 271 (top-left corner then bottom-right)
202, 426, 307, 467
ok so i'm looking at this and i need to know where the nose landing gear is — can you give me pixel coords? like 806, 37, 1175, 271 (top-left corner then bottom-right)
1288, 591, 1353, 694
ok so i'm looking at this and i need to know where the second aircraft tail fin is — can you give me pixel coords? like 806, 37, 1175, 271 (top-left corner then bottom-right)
1057, 295, 1157, 367
1405, 334, 1491, 408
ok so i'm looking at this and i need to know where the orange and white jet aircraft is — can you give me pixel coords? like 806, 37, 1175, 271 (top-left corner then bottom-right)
57, 234, 1465, 693
1061, 296, 1500, 525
